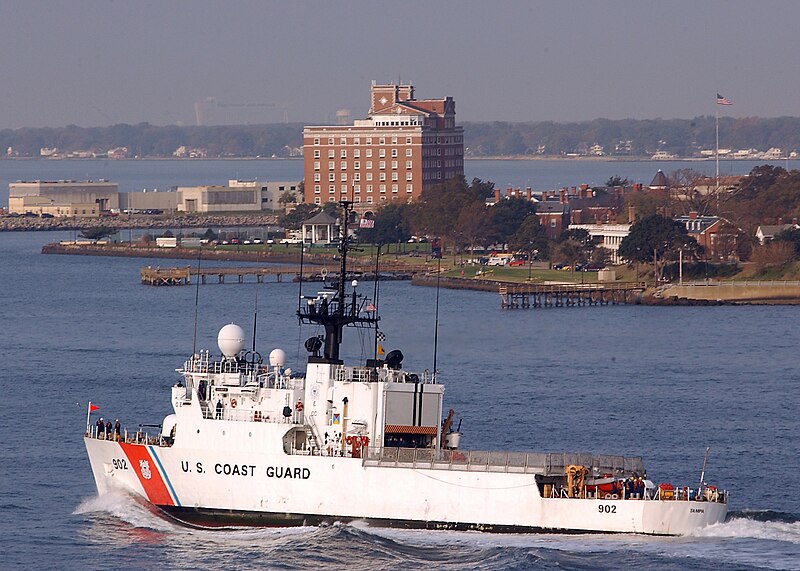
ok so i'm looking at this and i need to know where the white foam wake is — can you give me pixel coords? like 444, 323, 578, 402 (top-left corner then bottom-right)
692, 516, 800, 544
73, 491, 176, 532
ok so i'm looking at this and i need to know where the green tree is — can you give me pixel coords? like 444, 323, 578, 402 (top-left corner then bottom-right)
605, 175, 630, 187
508, 214, 549, 260
278, 191, 297, 207
489, 197, 536, 246
79, 226, 116, 241
618, 214, 697, 281
413, 176, 493, 255
359, 203, 412, 247
279, 203, 319, 230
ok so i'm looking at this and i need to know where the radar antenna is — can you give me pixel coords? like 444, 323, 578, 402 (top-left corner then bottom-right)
297, 201, 379, 363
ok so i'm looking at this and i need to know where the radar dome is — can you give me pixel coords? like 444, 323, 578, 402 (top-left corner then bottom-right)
218, 323, 245, 358
269, 348, 287, 367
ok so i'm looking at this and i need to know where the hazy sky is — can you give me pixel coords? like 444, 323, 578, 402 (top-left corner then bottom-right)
2, 0, 799, 129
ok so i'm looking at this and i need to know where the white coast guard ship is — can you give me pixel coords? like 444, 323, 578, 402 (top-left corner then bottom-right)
84, 201, 727, 535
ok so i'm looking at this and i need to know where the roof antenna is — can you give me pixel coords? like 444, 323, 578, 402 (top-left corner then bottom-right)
191, 245, 202, 358
297, 234, 305, 316
432, 255, 441, 382
251, 278, 259, 366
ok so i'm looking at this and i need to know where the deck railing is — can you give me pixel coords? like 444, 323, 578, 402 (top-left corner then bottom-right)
362, 447, 644, 477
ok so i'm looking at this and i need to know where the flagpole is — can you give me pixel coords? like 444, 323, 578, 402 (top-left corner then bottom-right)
715, 101, 720, 193
86, 401, 92, 432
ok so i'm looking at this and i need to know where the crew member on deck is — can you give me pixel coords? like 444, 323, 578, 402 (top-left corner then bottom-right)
215, 400, 223, 420
96, 417, 104, 437
114, 419, 121, 441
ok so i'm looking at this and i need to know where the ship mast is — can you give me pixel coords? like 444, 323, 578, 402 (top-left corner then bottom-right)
297, 200, 378, 364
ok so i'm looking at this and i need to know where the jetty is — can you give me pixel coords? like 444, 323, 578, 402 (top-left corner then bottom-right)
498, 282, 646, 309
141, 262, 430, 286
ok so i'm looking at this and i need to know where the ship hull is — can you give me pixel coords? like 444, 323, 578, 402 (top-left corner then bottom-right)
85, 437, 727, 535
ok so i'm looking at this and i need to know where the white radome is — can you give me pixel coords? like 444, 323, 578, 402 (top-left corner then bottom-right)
269, 348, 286, 367
217, 323, 245, 358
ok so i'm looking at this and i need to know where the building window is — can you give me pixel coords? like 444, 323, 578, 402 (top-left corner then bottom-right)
392, 184, 398, 193
328, 150, 335, 158
329, 197, 336, 202
315, 197, 321, 204
328, 161, 335, 169
341, 184, 347, 193
353, 149, 360, 158
354, 173, 360, 181
314, 150, 320, 158
366, 161, 372, 169
340, 137, 346, 144
329, 185, 335, 193
340, 161, 347, 170
406, 172, 412, 181
314, 161, 320, 170
354, 161, 360, 169
328, 137, 334, 145
406, 160, 412, 169
366, 184, 373, 193
380, 172, 386, 182
379, 149, 386, 158
406, 137, 411, 144
391, 136, 398, 144
391, 161, 398, 169
314, 173, 321, 182
314, 185, 321, 194
367, 196, 373, 204
366, 149, 372, 158
340, 149, 347, 158
406, 148, 412, 157
550, 219, 556, 227
391, 149, 398, 158
314, 138, 320, 145
379, 137, 385, 145
392, 172, 398, 181
329, 173, 335, 182
366, 137, 372, 145
366, 173, 373, 181
354, 184, 360, 193
354, 137, 360, 145
379, 161, 385, 170
380, 184, 386, 193
341, 173, 347, 181
406, 183, 413, 193
355, 196, 361, 203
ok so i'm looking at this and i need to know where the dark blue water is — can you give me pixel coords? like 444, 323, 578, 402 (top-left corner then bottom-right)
1, 230, 799, 570
1, 157, 792, 208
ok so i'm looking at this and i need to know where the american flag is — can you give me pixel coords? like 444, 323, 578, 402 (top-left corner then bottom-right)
359, 217, 374, 228
716, 93, 732, 106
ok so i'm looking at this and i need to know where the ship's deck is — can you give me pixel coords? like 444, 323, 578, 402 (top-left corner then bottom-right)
363, 447, 644, 477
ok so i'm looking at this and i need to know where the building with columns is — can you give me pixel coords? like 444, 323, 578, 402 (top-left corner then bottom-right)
303, 82, 464, 207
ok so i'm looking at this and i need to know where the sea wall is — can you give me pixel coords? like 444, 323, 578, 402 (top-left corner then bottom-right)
652, 280, 800, 304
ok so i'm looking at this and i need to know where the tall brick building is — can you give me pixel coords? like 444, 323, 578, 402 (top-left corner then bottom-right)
303, 82, 464, 206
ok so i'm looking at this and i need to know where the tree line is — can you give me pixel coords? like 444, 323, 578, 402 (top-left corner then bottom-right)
4, 116, 800, 158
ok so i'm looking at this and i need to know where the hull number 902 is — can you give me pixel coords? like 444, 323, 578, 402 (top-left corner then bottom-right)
112, 458, 128, 470
598, 504, 617, 514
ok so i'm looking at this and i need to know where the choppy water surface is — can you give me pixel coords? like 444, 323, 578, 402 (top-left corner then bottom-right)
1, 231, 799, 570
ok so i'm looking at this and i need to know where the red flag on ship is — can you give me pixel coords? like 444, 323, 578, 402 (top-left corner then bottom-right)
90, 403, 100, 412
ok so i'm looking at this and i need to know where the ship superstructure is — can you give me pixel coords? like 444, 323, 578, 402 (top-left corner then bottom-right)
84, 201, 727, 534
